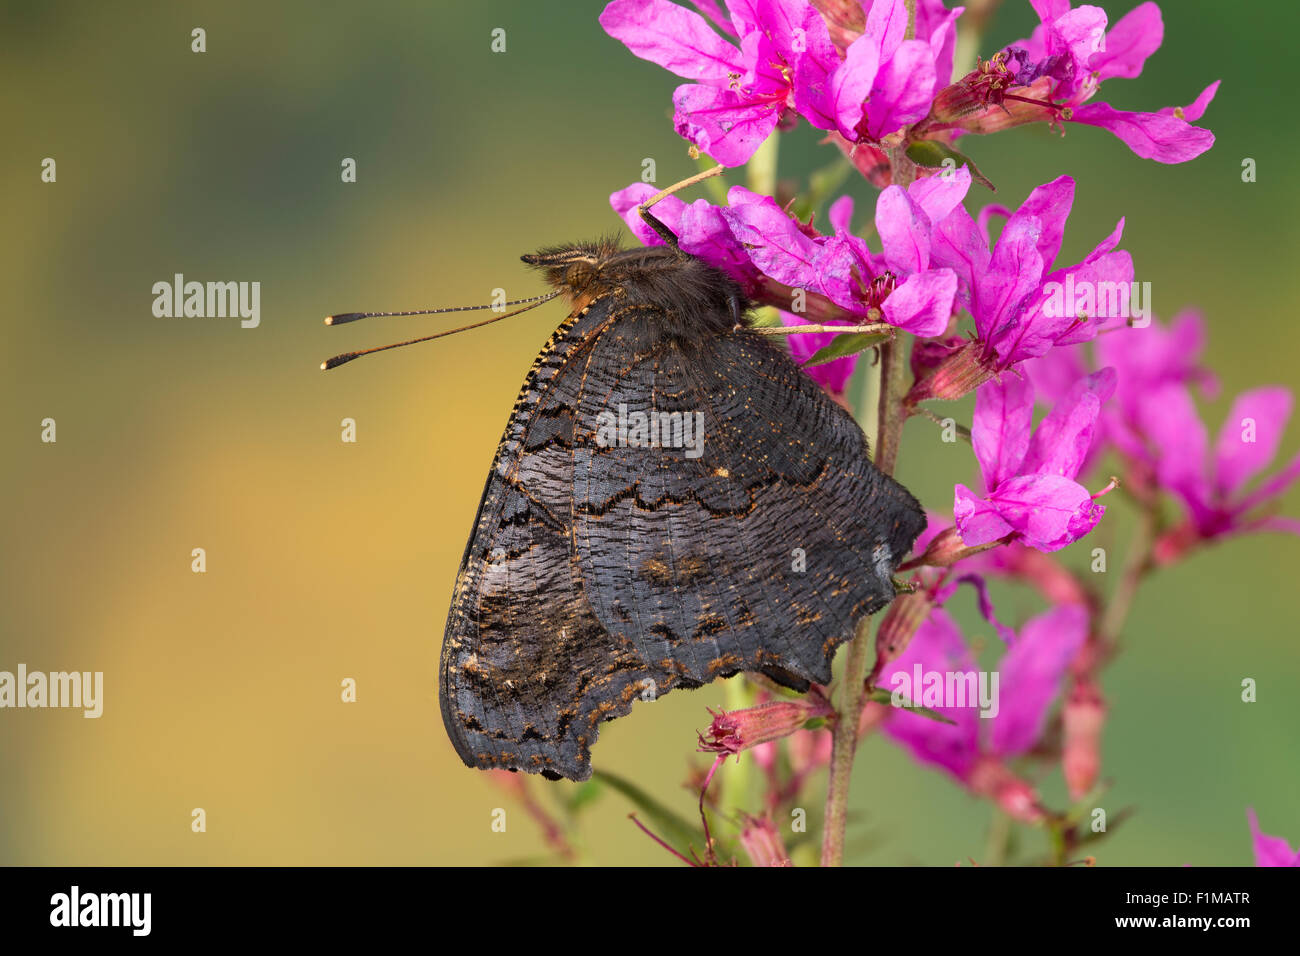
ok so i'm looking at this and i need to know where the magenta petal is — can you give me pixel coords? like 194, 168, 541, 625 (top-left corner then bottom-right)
1054, 251, 1136, 346
1021, 368, 1117, 479
1045, 6, 1108, 101
876, 186, 930, 274
881, 269, 956, 337
985, 473, 1104, 551
865, 0, 910, 59
954, 484, 1016, 547
976, 203, 1012, 245
1088, 1, 1163, 81
830, 30, 883, 138
1030, 0, 1071, 25
946, 572, 1019, 646
931, 204, 991, 311
1236, 449, 1300, 517
1214, 387, 1295, 497
922, 1, 962, 94
1007, 175, 1074, 273
881, 609, 981, 779
600, 0, 745, 82
865, 39, 937, 141
678, 201, 756, 283
908, 165, 972, 229
719, 193, 822, 288
815, 234, 881, 313
973, 373, 1035, 490
1023, 342, 1089, 408
1135, 381, 1211, 514
1011, 248, 1134, 361
790, 5, 845, 131
1256, 515, 1300, 537
1070, 101, 1216, 163
1097, 308, 1209, 409
981, 217, 1046, 356
1160, 80, 1220, 123
991, 605, 1088, 757
1248, 808, 1300, 867
828, 194, 854, 235
690, 0, 738, 37
673, 82, 783, 167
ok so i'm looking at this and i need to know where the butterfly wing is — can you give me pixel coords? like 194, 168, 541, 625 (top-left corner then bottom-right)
571, 307, 927, 689
441, 293, 925, 782
440, 299, 673, 781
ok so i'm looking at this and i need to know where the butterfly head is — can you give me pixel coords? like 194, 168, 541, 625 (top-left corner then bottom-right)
522, 240, 745, 340
519, 239, 625, 303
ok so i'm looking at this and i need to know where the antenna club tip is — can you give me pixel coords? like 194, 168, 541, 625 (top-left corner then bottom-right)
319, 362, 328, 370
324, 316, 335, 325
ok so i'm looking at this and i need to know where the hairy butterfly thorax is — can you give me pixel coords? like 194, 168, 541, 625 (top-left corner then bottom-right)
522, 240, 745, 344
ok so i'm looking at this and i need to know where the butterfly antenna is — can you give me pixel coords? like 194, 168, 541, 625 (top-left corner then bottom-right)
324, 292, 558, 326
321, 292, 559, 370
637, 164, 726, 249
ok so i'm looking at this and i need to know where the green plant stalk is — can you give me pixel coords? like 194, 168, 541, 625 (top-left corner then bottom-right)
1099, 504, 1157, 649
747, 134, 780, 201
820, 614, 874, 866
820, 337, 910, 867
819, 33, 917, 854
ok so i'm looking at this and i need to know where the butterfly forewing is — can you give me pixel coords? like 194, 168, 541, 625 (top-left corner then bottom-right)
440, 254, 925, 780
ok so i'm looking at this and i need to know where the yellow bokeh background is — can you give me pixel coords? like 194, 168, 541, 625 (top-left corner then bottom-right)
1, 0, 1296, 865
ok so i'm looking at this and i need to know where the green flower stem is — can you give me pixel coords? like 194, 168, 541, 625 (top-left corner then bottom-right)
821, 338, 909, 866
820, 112, 915, 863
820, 614, 875, 866
747, 134, 780, 201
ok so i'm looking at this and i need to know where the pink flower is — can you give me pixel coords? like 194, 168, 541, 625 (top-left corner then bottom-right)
881, 604, 1088, 822
720, 171, 966, 337
699, 692, 834, 754
928, 2, 1218, 163
610, 181, 763, 293
1024, 309, 1218, 480
911, 176, 1133, 401
1062, 679, 1105, 800
954, 368, 1116, 552
600, 0, 843, 165
828, 0, 956, 144
1248, 808, 1300, 867
1135, 383, 1300, 561
738, 813, 793, 866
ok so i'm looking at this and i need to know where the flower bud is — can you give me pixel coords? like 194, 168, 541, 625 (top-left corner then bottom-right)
967, 757, 1047, 824
698, 693, 834, 755
906, 340, 995, 404
872, 590, 936, 682
738, 814, 793, 866
810, 0, 865, 54
1063, 680, 1106, 800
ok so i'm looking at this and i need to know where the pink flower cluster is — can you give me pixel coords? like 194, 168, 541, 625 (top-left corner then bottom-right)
557, 0, 1300, 866
601, 0, 1217, 167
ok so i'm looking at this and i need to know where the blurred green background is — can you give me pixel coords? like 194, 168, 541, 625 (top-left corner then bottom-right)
1, 0, 1295, 866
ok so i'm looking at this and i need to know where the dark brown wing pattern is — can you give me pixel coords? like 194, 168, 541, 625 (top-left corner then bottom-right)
440, 295, 924, 781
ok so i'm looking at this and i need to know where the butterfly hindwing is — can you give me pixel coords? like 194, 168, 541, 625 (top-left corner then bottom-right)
571, 306, 926, 690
